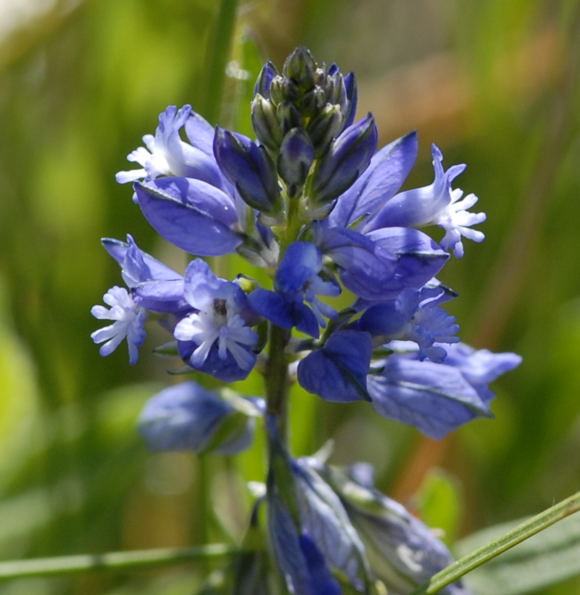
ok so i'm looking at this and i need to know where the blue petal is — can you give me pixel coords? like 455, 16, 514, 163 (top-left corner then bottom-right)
248, 289, 295, 329
183, 258, 228, 309
276, 242, 322, 293
298, 330, 372, 402
442, 343, 522, 404
184, 111, 216, 157
213, 128, 280, 212
298, 534, 342, 595
329, 131, 418, 228
135, 178, 241, 256
363, 144, 466, 231
268, 493, 326, 595
138, 382, 231, 451
102, 235, 181, 283
316, 226, 397, 300
178, 339, 256, 382
248, 289, 320, 338
342, 71, 358, 129
133, 279, 188, 313
364, 227, 449, 297
312, 115, 378, 203
368, 356, 492, 439
357, 298, 415, 336
101, 236, 187, 313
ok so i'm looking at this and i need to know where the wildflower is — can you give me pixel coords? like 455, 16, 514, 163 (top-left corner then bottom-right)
367, 343, 521, 438
139, 381, 263, 454
364, 145, 485, 258
317, 461, 469, 594
266, 420, 370, 593
91, 286, 146, 364
174, 259, 258, 381
115, 104, 224, 188
249, 242, 340, 338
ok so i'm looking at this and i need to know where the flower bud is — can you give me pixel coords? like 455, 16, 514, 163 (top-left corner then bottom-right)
306, 104, 343, 155
138, 382, 263, 455
320, 463, 469, 594
214, 127, 281, 213
325, 73, 346, 108
283, 46, 316, 90
299, 86, 326, 117
251, 94, 283, 152
342, 72, 358, 128
277, 128, 315, 196
254, 61, 278, 98
270, 75, 298, 105
311, 114, 378, 204
276, 101, 302, 135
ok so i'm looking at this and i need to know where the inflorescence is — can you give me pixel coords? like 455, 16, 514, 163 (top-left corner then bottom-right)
92, 47, 521, 594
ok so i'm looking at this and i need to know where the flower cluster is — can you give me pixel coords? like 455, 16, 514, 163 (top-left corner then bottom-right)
92, 47, 521, 593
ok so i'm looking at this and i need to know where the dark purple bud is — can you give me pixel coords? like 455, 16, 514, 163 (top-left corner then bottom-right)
254, 61, 278, 98
325, 73, 346, 107
251, 94, 283, 151
270, 75, 299, 105
299, 86, 326, 116
278, 129, 315, 196
213, 128, 281, 213
283, 46, 316, 90
277, 101, 302, 135
342, 72, 358, 128
311, 114, 378, 204
306, 104, 343, 155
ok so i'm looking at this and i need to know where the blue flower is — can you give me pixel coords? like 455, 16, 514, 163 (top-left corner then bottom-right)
364, 145, 485, 258
328, 130, 418, 229
367, 343, 521, 438
357, 286, 459, 362
310, 114, 378, 207
297, 330, 373, 402
116, 104, 225, 189
316, 224, 449, 302
91, 286, 146, 365
102, 235, 187, 313
438, 342, 523, 404
213, 127, 281, 213
174, 259, 258, 381
139, 381, 262, 454
317, 461, 470, 594
249, 242, 339, 338
134, 176, 243, 257
266, 421, 370, 593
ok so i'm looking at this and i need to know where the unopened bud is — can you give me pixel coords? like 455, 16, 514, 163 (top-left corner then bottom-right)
283, 46, 316, 90
311, 114, 377, 204
214, 127, 281, 213
251, 94, 283, 152
270, 75, 298, 105
254, 61, 278, 98
306, 104, 343, 155
277, 101, 302, 135
277, 128, 315, 197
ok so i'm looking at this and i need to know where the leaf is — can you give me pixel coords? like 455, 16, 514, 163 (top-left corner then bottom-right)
457, 509, 580, 594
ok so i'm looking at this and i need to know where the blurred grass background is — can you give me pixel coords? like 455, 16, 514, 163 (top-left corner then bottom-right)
0, 0, 579, 593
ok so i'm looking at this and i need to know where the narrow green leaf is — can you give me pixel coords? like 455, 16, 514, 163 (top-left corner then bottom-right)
411, 491, 580, 594
457, 505, 580, 594
0, 544, 239, 580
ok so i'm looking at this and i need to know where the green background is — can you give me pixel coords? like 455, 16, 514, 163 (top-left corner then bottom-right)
0, 0, 578, 592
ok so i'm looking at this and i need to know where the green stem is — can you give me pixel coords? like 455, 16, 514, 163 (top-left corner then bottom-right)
0, 544, 239, 581
412, 490, 580, 594
197, 454, 211, 575
203, 0, 239, 125
265, 324, 291, 443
